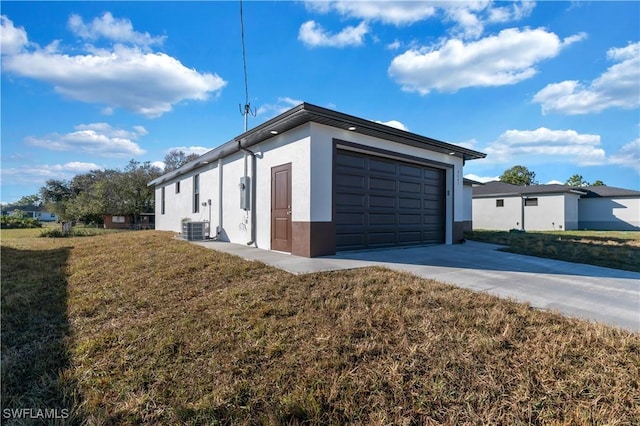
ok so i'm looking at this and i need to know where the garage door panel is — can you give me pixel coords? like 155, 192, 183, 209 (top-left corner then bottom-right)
369, 213, 396, 225
370, 177, 396, 191
398, 181, 421, 193
336, 212, 365, 225
368, 232, 397, 245
335, 149, 445, 251
399, 197, 422, 210
369, 158, 396, 174
399, 164, 421, 177
337, 173, 366, 189
336, 193, 365, 207
369, 195, 396, 208
337, 152, 366, 168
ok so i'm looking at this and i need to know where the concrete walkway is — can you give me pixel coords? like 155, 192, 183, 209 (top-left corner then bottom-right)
194, 240, 640, 332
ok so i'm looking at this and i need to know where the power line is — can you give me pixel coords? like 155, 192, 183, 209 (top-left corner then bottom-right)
239, 0, 255, 132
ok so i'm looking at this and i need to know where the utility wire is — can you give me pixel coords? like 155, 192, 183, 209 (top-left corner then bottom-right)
239, 0, 255, 131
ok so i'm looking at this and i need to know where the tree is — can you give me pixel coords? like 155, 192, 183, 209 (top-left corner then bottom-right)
38, 159, 163, 223
592, 180, 606, 186
565, 174, 589, 187
499, 165, 537, 186
40, 179, 72, 219
163, 150, 200, 173
14, 194, 41, 207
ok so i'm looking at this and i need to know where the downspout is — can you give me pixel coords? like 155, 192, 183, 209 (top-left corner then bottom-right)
216, 158, 223, 238
520, 194, 525, 231
237, 140, 257, 246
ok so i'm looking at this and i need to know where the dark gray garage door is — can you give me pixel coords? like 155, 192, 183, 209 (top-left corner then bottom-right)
335, 149, 445, 251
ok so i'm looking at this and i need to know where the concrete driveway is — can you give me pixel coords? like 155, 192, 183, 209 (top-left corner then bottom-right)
195, 240, 640, 332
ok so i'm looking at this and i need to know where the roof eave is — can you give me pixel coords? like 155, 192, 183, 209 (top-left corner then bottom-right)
149, 102, 487, 187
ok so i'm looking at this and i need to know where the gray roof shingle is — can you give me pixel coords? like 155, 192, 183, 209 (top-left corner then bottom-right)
473, 181, 640, 198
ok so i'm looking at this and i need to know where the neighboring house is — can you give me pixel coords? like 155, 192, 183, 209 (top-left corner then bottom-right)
103, 214, 134, 229
149, 102, 486, 257
2, 206, 57, 221
578, 186, 640, 231
472, 181, 640, 231
462, 178, 482, 232
103, 213, 155, 230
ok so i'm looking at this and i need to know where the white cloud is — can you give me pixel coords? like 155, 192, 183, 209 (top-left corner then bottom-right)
1, 15, 28, 55
25, 123, 147, 157
167, 146, 210, 157
533, 41, 640, 115
609, 138, 640, 172
463, 173, 499, 183
305, 1, 438, 26
483, 127, 605, 165
374, 120, 408, 131
257, 97, 303, 117
68, 12, 165, 48
389, 28, 581, 94
1, 15, 226, 117
386, 39, 401, 50
303, 1, 534, 39
545, 179, 564, 185
298, 20, 368, 47
1, 162, 102, 185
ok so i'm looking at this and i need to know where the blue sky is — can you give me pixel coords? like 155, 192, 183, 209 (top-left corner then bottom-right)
1, 1, 639, 203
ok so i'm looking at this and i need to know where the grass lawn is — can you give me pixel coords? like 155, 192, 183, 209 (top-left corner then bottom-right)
2, 230, 639, 424
465, 230, 640, 272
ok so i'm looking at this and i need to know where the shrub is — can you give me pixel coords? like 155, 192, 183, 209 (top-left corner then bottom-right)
1, 216, 43, 229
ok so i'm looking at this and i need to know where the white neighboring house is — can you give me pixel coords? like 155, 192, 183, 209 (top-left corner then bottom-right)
472, 181, 640, 231
473, 181, 584, 231
578, 186, 640, 231
2, 206, 57, 222
462, 178, 482, 232
149, 102, 486, 257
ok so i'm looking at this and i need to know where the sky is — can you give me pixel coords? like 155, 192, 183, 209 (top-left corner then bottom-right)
1, 1, 639, 204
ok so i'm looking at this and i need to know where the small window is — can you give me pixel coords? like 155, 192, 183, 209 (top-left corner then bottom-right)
112, 215, 126, 223
175, 181, 180, 194
524, 198, 538, 206
496, 199, 504, 207
193, 174, 200, 213
161, 187, 165, 214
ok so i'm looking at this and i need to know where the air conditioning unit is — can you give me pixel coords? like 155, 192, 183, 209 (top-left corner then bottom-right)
182, 221, 205, 241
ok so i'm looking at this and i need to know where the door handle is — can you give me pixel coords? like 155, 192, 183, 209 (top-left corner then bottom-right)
286, 211, 291, 215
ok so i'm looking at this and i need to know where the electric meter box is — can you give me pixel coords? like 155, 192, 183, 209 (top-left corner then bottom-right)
240, 176, 251, 210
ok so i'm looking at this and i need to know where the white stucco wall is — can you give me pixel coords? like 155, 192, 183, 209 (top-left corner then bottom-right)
473, 193, 579, 231
564, 193, 580, 230
579, 197, 640, 230
523, 194, 567, 231
463, 184, 473, 223
155, 163, 219, 234
473, 196, 522, 230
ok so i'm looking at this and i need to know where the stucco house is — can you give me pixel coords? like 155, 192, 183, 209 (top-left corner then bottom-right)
149, 103, 486, 257
472, 181, 640, 231
578, 186, 640, 231
2, 206, 57, 222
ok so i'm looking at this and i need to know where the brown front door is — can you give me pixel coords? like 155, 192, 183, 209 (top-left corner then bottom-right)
271, 163, 292, 252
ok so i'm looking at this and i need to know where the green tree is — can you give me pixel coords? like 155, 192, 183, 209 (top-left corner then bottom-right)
163, 150, 199, 173
565, 174, 590, 187
592, 180, 606, 186
499, 165, 537, 186
39, 179, 72, 219
14, 194, 42, 207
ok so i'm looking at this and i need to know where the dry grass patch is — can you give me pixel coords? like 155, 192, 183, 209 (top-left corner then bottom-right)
2, 231, 639, 424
